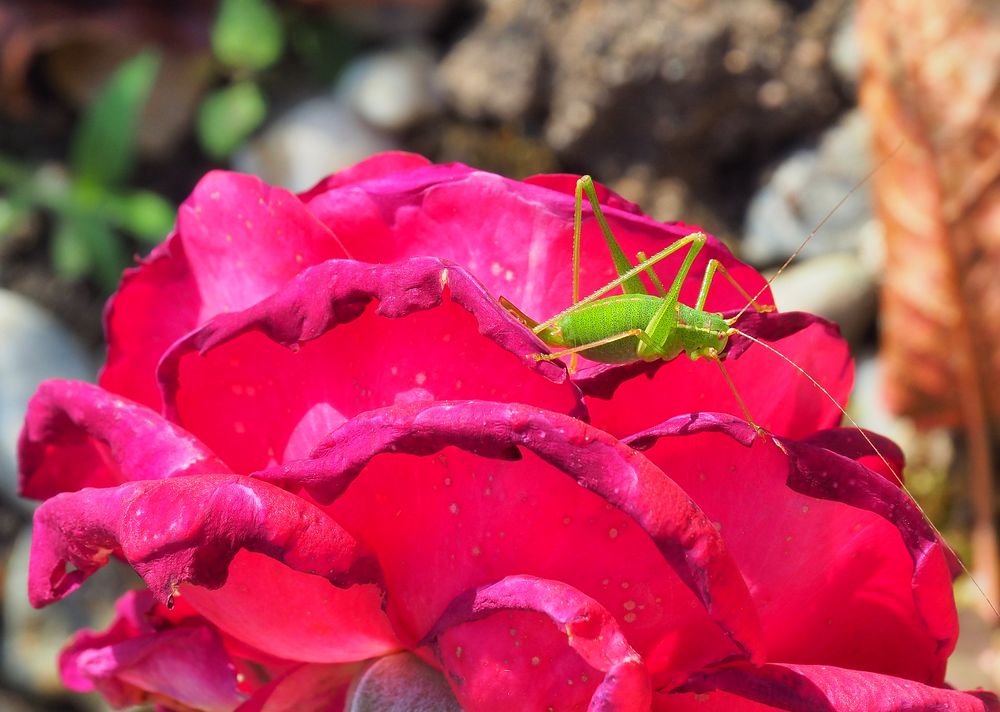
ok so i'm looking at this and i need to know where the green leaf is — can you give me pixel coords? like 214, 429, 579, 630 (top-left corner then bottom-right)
52, 216, 129, 293
197, 82, 267, 159
212, 0, 285, 71
0, 197, 30, 241
70, 51, 160, 188
110, 189, 176, 243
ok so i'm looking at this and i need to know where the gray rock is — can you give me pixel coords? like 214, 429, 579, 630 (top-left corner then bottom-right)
233, 96, 399, 193
3, 526, 138, 699
0, 290, 94, 513
341, 44, 440, 133
346, 652, 462, 712
767, 252, 877, 348
742, 108, 875, 266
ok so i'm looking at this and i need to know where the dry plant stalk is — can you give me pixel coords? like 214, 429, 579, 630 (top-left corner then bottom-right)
859, 0, 1000, 615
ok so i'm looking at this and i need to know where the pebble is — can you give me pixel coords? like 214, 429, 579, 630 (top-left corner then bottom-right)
767, 252, 877, 348
0, 290, 94, 513
742, 108, 875, 267
233, 96, 399, 193
340, 44, 440, 133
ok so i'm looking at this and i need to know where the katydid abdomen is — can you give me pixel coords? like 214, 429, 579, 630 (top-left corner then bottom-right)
556, 295, 732, 364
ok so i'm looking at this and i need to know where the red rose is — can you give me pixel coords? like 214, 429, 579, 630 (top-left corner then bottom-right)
19, 153, 997, 710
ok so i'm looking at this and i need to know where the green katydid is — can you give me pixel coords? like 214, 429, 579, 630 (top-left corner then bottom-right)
499, 175, 775, 431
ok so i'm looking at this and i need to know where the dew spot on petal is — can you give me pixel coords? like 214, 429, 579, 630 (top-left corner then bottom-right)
531, 656, 541, 666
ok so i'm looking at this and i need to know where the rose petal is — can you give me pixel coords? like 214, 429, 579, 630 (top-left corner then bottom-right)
297, 151, 433, 202
576, 311, 852, 440
801, 428, 906, 486
181, 550, 400, 664
424, 575, 651, 711
236, 662, 363, 712
669, 661, 999, 712
157, 257, 585, 473
303, 162, 768, 327
60, 590, 242, 711
256, 399, 765, 674
626, 414, 957, 684
19, 379, 228, 500
102, 171, 347, 410
28, 474, 376, 607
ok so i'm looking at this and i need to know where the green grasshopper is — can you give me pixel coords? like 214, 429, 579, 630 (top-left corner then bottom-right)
499, 175, 773, 430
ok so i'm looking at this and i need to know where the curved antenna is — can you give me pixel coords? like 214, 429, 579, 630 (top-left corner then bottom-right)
732, 140, 905, 323
732, 326, 1000, 621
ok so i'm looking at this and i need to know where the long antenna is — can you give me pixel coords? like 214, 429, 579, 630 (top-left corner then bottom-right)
732, 327, 1000, 620
732, 140, 905, 323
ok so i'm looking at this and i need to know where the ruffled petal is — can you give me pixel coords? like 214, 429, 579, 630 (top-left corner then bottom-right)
19, 379, 228, 500
60, 590, 242, 711
29, 474, 376, 607
157, 257, 584, 473
101, 172, 347, 410
667, 661, 999, 712
626, 414, 957, 685
576, 311, 852, 440
424, 575, 651, 711
303, 162, 768, 327
256, 399, 765, 676
236, 662, 363, 712
297, 151, 433, 202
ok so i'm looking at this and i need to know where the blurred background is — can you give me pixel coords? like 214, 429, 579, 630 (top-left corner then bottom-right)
0, 0, 997, 708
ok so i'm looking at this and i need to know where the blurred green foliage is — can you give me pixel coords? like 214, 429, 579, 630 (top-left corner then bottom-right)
0, 52, 175, 293
198, 0, 283, 159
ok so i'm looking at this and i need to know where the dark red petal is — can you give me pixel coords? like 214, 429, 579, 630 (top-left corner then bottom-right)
303, 163, 768, 325
801, 428, 906, 486
60, 591, 242, 710
101, 171, 346, 410
256, 399, 765, 673
671, 662, 999, 712
181, 550, 400, 663
297, 151, 433, 202
19, 379, 228, 500
236, 662, 363, 712
157, 257, 584, 473
28, 474, 376, 607
521, 174, 646, 214
626, 414, 957, 685
424, 575, 651, 711
576, 311, 852, 440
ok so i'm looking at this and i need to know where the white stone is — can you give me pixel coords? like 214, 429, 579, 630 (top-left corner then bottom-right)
233, 96, 398, 193
341, 44, 439, 133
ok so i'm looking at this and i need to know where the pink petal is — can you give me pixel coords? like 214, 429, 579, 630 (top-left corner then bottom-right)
627, 414, 958, 685
424, 575, 651, 711
303, 162, 768, 328
60, 590, 242, 711
256, 399, 765, 676
297, 151, 433, 201
101, 172, 346, 410
669, 661, 999, 711
157, 257, 584, 473
577, 311, 852, 440
28, 474, 375, 607
236, 662, 362, 712
181, 550, 400, 663
19, 379, 228, 500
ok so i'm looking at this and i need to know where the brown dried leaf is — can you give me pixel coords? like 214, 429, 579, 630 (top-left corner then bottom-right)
859, 0, 1000, 431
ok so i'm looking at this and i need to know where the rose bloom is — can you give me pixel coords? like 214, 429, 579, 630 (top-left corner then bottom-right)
18, 153, 998, 711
